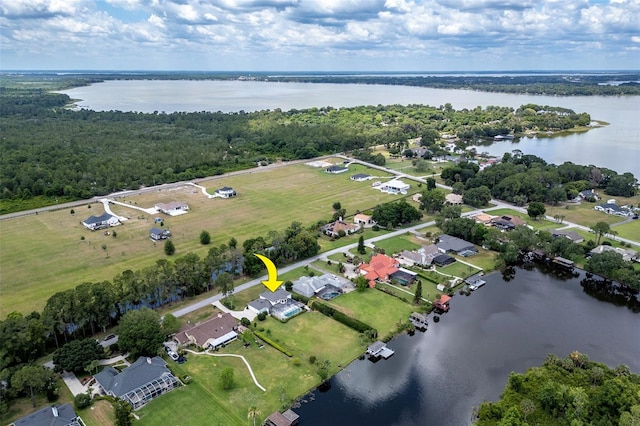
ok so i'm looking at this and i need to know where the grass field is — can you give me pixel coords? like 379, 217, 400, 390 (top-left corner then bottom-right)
545, 195, 639, 228
373, 234, 422, 254
136, 311, 364, 426
324, 289, 416, 339
0, 161, 423, 317
611, 220, 640, 241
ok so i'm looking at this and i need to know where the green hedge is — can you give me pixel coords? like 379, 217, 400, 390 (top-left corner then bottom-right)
291, 292, 310, 304
311, 300, 377, 337
254, 330, 293, 357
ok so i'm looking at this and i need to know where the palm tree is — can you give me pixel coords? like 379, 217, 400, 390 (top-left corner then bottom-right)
247, 406, 261, 426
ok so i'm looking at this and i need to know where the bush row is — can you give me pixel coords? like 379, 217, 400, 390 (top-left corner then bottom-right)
311, 300, 378, 337
254, 330, 293, 357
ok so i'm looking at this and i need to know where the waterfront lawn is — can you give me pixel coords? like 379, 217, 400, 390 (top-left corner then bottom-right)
436, 261, 479, 279
373, 234, 422, 254
455, 249, 498, 271
325, 289, 415, 339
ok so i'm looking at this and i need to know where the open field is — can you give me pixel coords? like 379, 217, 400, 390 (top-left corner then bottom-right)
324, 289, 416, 339
611, 220, 640, 241
0, 161, 423, 316
373, 234, 422, 254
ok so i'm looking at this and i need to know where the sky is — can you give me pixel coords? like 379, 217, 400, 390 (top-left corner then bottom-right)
1, 0, 639, 71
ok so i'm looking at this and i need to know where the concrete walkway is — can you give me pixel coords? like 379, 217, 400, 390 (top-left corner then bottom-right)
185, 349, 266, 392
212, 301, 257, 321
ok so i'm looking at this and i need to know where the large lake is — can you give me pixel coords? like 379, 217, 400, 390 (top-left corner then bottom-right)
294, 266, 640, 426
61, 80, 640, 177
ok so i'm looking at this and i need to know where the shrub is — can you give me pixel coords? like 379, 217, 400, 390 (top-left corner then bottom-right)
309, 355, 317, 364
257, 312, 267, 321
254, 330, 293, 357
74, 393, 91, 409
312, 300, 377, 336
240, 317, 251, 327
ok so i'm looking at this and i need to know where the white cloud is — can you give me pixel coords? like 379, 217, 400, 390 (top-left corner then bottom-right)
1, 0, 639, 70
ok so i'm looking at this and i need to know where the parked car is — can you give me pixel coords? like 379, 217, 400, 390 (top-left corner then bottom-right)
168, 351, 179, 361
177, 356, 187, 364
103, 334, 116, 341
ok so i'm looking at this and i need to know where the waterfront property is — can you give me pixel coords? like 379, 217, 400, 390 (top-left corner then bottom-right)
174, 312, 239, 350
436, 235, 476, 255
434, 294, 452, 312
82, 213, 120, 231
155, 201, 189, 216
410, 312, 428, 331
94, 356, 179, 410
12, 404, 86, 426
588, 245, 639, 262
264, 409, 300, 426
366, 341, 395, 360
552, 256, 575, 270
250, 288, 305, 321
466, 275, 486, 290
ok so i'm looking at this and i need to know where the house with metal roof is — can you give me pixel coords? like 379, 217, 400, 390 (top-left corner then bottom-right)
94, 356, 179, 410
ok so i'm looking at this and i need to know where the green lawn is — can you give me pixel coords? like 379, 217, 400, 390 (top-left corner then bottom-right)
373, 234, 422, 254
545, 196, 639, 228
611, 220, 640, 241
0, 162, 415, 316
436, 261, 480, 279
324, 289, 415, 339
136, 311, 364, 426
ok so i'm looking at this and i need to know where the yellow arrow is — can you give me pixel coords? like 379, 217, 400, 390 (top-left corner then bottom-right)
254, 253, 283, 292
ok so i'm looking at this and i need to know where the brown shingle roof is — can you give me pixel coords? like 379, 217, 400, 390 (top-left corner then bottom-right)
175, 313, 237, 347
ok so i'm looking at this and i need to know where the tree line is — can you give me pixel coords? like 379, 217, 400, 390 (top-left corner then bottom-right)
1, 85, 594, 213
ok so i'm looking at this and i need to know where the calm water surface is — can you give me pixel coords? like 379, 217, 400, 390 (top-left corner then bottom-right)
60, 80, 640, 176
294, 266, 640, 426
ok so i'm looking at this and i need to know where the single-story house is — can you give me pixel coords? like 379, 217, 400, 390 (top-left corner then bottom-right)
594, 202, 630, 217
551, 229, 585, 243
436, 235, 476, 255
82, 213, 120, 231
155, 201, 189, 216
12, 404, 85, 426
379, 180, 410, 195
264, 409, 300, 426
358, 253, 400, 286
292, 275, 326, 298
589, 245, 639, 262
445, 193, 463, 205
490, 215, 526, 231
398, 244, 439, 267
432, 254, 456, 267
214, 187, 237, 198
576, 189, 599, 201
350, 173, 371, 182
354, 213, 375, 226
150, 227, 171, 241
471, 213, 496, 225
322, 220, 360, 237
174, 313, 238, 350
325, 165, 349, 174
94, 356, 179, 410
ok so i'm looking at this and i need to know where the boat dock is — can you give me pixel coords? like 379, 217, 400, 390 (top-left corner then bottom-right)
410, 312, 428, 330
366, 341, 395, 360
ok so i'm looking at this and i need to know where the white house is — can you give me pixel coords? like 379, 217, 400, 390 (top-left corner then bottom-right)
379, 180, 410, 195
155, 201, 189, 216
214, 187, 237, 198
354, 213, 375, 226
82, 213, 120, 231
351, 173, 372, 182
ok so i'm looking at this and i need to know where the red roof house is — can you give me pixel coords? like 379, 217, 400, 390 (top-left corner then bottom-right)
358, 254, 400, 286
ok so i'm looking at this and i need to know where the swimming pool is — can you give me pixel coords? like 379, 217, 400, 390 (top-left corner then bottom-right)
320, 291, 340, 300
283, 307, 302, 318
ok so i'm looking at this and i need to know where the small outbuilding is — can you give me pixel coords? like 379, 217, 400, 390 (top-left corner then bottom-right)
214, 187, 237, 198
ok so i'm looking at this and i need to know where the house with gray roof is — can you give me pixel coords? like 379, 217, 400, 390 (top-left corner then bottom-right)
292, 276, 326, 297
398, 244, 439, 267
247, 298, 271, 315
350, 173, 371, 181
94, 356, 179, 410
551, 229, 584, 243
436, 235, 476, 255
82, 213, 120, 231
594, 202, 630, 217
12, 404, 85, 426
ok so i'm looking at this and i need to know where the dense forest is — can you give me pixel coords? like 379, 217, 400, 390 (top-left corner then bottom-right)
4, 71, 639, 95
475, 352, 640, 425
1, 86, 593, 213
